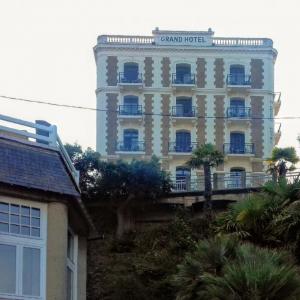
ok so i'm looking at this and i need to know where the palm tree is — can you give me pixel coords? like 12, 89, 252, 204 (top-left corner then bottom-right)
268, 147, 299, 180
186, 144, 224, 210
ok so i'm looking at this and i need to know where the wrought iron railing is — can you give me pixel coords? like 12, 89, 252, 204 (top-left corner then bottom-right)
172, 106, 196, 117
172, 73, 196, 85
118, 72, 143, 84
223, 143, 255, 155
116, 141, 145, 152
169, 142, 198, 153
119, 105, 143, 116
226, 74, 251, 86
227, 107, 251, 119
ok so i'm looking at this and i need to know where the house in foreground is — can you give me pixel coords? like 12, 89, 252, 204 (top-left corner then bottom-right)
0, 114, 92, 300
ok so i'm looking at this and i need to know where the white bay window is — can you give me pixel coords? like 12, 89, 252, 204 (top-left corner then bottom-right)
0, 198, 46, 300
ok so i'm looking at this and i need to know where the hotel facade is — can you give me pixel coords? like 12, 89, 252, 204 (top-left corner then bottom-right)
94, 28, 281, 189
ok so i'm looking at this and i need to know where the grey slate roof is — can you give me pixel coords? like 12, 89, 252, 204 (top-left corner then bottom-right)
0, 137, 79, 197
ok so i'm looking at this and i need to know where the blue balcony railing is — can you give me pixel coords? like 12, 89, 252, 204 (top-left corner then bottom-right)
226, 74, 251, 86
223, 143, 255, 155
116, 141, 145, 152
169, 142, 198, 153
118, 72, 143, 84
119, 105, 143, 116
172, 106, 196, 117
172, 73, 195, 85
227, 107, 251, 119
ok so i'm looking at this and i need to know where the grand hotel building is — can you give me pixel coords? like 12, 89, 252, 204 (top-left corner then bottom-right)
94, 28, 281, 189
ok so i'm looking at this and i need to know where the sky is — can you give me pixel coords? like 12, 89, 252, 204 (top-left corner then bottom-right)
0, 0, 300, 152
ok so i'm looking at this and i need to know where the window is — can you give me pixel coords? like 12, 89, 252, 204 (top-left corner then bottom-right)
229, 168, 246, 188
0, 199, 45, 300
230, 132, 245, 153
123, 129, 139, 151
229, 65, 245, 85
175, 167, 191, 191
121, 96, 140, 115
123, 63, 139, 83
175, 131, 191, 152
174, 64, 193, 84
174, 97, 194, 117
229, 98, 246, 118
67, 229, 78, 300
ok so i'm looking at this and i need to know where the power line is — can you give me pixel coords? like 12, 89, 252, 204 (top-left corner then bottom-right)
0, 94, 297, 121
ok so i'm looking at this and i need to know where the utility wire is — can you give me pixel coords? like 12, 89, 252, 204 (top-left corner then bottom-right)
0, 94, 295, 121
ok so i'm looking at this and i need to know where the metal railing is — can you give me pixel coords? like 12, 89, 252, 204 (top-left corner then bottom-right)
119, 105, 143, 116
0, 114, 79, 185
172, 73, 195, 85
169, 142, 198, 153
116, 141, 145, 152
172, 106, 196, 117
118, 72, 143, 84
223, 143, 255, 155
227, 74, 251, 86
171, 171, 300, 192
98, 35, 273, 48
227, 107, 251, 119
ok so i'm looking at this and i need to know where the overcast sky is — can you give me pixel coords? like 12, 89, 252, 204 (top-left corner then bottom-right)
0, 0, 299, 152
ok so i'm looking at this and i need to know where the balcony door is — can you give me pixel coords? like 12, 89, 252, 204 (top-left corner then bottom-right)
230, 65, 245, 85
176, 64, 191, 84
230, 132, 245, 154
123, 95, 139, 115
176, 131, 191, 152
230, 167, 246, 188
123, 129, 138, 151
124, 63, 139, 82
176, 167, 191, 191
176, 97, 193, 117
230, 98, 245, 118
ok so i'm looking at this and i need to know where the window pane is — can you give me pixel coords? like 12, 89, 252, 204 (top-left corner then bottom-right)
21, 226, 30, 236
21, 206, 30, 216
67, 231, 74, 261
11, 204, 20, 214
21, 216, 30, 225
0, 244, 16, 294
0, 202, 9, 212
23, 247, 41, 296
10, 214, 20, 224
0, 222, 9, 232
31, 217, 40, 227
0, 212, 9, 223
31, 227, 40, 237
67, 267, 73, 300
31, 208, 40, 218
11, 224, 20, 234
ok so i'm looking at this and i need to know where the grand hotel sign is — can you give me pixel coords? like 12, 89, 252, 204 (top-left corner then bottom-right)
153, 29, 214, 47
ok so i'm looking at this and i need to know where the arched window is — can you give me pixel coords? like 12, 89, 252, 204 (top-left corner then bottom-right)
123, 62, 139, 83
121, 95, 140, 115
230, 132, 245, 153
176, 167, 191, 191
229, 98, 246, 118
175, 97, 193, 117
175, 130, 191, 152
175, 63, 192, 84
123, 129, 139, 151
229, 64, 245, 85
230, 167, 246, 188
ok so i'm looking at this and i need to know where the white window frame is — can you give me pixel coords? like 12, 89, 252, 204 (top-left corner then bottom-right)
67, 227, 78, 300
0, 196, 47, 300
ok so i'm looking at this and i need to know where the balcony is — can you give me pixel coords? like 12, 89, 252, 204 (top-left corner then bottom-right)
226, 74, 251, 93
223, 143, 255, 155
116, 141, 145, 153
169, 142, 198, 154
117, 72, 143, 91
118, 105, 143, 124
226, 107, 251, 126
274, 92, 281, 116
171, 73, 196, 92
274, 123, 282, 145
